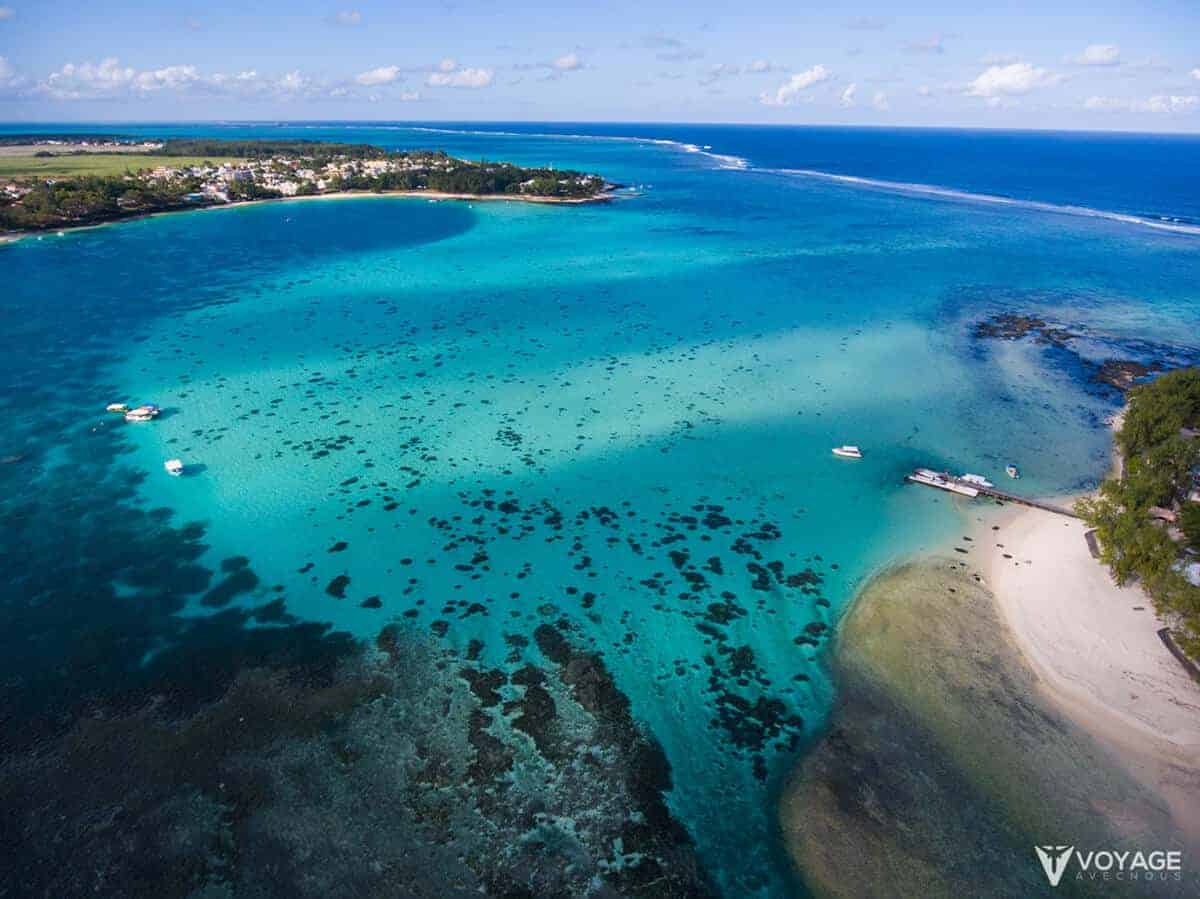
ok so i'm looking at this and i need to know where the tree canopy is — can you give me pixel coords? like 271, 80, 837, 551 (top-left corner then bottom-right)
1077, 367, 1200, 657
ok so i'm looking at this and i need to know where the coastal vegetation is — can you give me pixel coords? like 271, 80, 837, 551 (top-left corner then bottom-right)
0, 138, 609, 234
1075, 367, 1200, 655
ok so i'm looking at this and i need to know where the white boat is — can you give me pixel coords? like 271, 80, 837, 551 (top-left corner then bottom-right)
1006, 464, 1020, 479
832, 445, 863, 459
960, 473, 995, 488
106, 402, 129, 413
164, 459, 184, 476
906, 468, 979, 497
124, 403, 161, 423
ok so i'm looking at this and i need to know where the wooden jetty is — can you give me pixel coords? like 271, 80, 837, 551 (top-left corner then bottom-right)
906, 468, 1078, 518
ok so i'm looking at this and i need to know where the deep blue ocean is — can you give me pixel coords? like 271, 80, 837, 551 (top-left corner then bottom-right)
2, 121, 1198, 897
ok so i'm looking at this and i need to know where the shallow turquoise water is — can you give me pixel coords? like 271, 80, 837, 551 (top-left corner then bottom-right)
4, 126, 1199, 895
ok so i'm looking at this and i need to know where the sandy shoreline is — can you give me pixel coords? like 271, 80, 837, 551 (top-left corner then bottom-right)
979, 501, 1200, 844
780, 556, 1200, 897
0, 187, 615, 245
782, 413, 1200, 893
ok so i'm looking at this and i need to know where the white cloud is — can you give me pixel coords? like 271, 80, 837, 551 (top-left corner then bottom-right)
42, 58, 136, 99
917, 84, 932, 97
34, 57, 378, 102
134, 65, 200, 92
400, 91, 420, 101
276, 71, 307, 93
334, 10, 361, 26
759, 64, 830, 106
840, 83, 857, 107
1192, 67, 1200, 81
426, 66, 493, 89
0, 7, 13, 21
437, 57, 457, 72
967, 62, 1058, 98
748, 59, 775, 73
872, 90, 889, 111
355, 65, 400, 86
1068, 44, 1120, 66
1085, 94, 1198, 114
552, 53, 581, 71
175, 66, 296, 97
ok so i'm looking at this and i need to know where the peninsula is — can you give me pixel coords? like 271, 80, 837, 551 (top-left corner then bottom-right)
0, 136, 613, 237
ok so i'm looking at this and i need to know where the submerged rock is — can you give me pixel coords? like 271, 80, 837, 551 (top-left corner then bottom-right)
1, 628, 716, 898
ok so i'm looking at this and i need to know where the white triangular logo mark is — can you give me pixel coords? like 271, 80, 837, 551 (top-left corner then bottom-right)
1035, 845, 1074, 887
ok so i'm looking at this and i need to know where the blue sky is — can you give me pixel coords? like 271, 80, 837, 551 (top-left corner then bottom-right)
2, 1, 1199, 130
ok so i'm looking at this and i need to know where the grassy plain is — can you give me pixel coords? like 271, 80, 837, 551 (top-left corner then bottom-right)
0, 154, 241, 179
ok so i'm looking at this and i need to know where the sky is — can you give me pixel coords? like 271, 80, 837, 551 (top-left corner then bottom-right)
1, 1, 1199, 131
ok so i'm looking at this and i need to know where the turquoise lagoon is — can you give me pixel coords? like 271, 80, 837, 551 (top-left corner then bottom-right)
3, 125, 1200, 896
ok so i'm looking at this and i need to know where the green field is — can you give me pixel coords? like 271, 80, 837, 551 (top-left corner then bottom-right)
0, 154, 242, 180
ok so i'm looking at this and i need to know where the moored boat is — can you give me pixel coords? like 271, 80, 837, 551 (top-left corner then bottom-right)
164, 459, 184, 476
125, 403, 161, 423
960, 473, 995, 488
832, 445, 863, 459
1006, 464, 1020, 479
106, 402, 129, 413
906, 468, 980, 497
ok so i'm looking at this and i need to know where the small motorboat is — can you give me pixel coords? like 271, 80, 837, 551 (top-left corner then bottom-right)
164, 459, 184, 476
832, 445, 863, 459
106, 402, 129, 413
1006, 464, 1020, 479
125, 403, 161, 423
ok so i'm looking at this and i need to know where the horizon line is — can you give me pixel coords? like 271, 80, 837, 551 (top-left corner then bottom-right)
2, 118, 1199, 139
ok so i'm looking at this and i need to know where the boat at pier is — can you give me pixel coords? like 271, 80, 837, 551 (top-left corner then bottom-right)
960, 473, 995, 488
906, 468, 980, 497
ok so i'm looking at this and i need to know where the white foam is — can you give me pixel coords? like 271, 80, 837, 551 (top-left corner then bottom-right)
232, 122, 1187, 233
398, 126, 750, 170
768, 167, 1200, 237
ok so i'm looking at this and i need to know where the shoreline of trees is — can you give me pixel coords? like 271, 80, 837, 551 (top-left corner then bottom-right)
1076, 368, 1200, 658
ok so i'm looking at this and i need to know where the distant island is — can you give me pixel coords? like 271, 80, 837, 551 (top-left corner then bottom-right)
0, 136, 614, 236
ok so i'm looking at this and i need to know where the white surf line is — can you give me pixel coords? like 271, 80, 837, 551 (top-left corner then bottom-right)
767, 167, 1200, 237
399, 125, 751, 170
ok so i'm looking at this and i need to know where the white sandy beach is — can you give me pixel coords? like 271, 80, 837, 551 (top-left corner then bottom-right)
0, 187, 614, 245
981, 504, 1200, 843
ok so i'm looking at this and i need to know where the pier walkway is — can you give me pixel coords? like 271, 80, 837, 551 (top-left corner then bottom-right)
906, 469, 1079, 518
